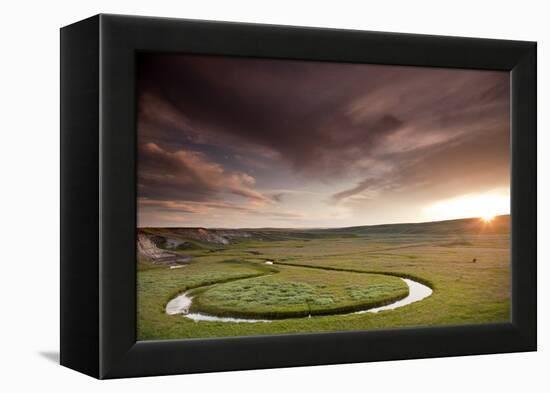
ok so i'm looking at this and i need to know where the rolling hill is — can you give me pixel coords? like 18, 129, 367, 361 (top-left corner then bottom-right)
138, 215, 510, 256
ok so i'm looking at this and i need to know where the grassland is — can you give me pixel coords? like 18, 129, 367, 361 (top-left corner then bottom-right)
137, 216, 510, 340
190, 266, 408, 319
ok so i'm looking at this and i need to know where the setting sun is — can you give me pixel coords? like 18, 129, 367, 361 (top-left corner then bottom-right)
480, 214, 495, 223
424, 192, 509, 222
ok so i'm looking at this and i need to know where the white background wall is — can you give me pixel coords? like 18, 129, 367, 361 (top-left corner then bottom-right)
0, 0, 546, 391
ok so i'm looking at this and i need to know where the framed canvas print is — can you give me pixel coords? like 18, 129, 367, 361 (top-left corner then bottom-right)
60, 14, 537, 379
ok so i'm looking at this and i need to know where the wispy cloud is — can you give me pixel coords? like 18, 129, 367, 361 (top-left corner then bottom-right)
138, 142, 272, 204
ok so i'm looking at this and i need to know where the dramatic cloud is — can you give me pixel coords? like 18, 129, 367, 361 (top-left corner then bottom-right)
138, 142, 271, 204
139, 198, 305, 219
137, 54, 509, 227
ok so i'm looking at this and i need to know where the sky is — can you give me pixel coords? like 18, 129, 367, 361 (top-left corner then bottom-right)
137, 54, 510, 228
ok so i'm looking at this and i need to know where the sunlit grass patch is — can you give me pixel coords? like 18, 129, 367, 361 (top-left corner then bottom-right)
190, 267, 408, 319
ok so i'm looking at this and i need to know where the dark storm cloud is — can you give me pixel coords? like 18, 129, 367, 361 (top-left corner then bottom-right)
138, 54, 507, 174
137, 55, 413, 173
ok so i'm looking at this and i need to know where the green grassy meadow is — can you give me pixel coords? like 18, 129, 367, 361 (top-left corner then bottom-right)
137, 216, 510, 340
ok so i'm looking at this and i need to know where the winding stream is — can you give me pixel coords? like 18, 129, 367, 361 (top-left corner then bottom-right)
165, 274, 432, 323
354, 278, 432, 314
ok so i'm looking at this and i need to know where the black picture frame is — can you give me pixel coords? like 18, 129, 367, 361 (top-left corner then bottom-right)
60, 14, 537, 379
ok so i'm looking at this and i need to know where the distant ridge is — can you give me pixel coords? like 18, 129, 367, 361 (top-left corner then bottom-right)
328, 214, 510, 235
139, 215, 510, 251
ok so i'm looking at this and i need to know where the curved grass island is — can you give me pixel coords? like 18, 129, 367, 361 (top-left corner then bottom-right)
166, 267, 426, 321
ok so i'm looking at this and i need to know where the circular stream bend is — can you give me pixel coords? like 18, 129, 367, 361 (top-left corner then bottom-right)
166, 275, 432, 323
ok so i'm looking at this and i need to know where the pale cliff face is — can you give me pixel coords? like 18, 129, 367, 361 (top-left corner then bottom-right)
137, 233, 168, 260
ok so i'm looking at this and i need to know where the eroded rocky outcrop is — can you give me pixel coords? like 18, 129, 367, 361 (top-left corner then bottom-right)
137, 233, 169, 260
137, 232, 191, 264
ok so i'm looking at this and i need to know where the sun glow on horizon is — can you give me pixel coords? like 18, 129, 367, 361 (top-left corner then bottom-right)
480, 213, 495, 223
424, 192, 509, 222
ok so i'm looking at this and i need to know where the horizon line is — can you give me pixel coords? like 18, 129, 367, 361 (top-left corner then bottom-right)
138, 213, 510, 230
